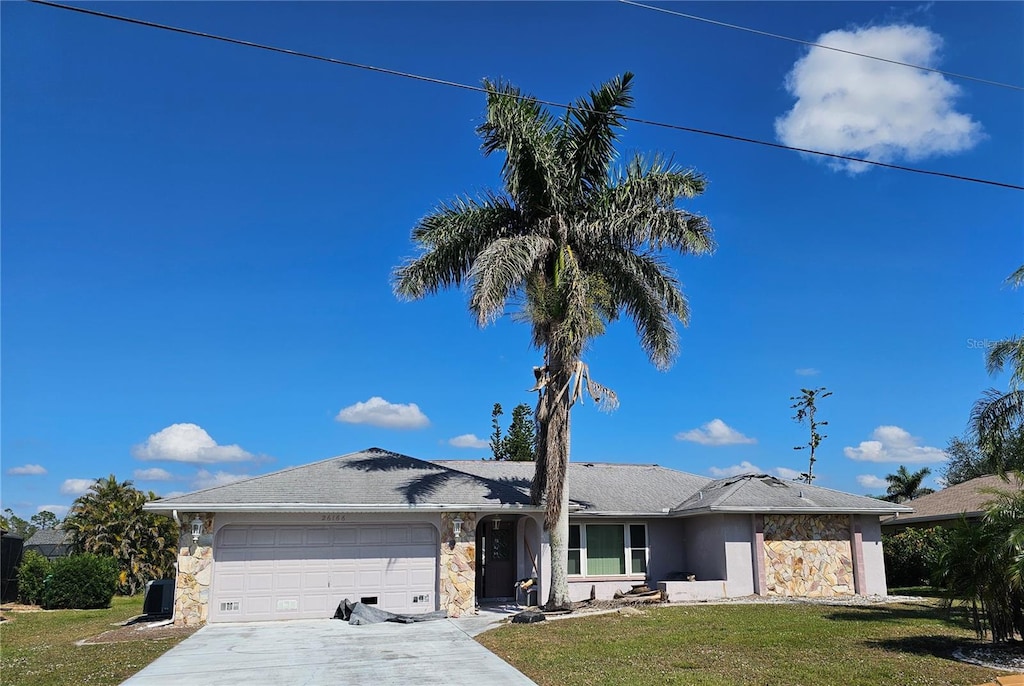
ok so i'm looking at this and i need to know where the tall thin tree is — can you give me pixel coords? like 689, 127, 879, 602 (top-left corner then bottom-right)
791, 387, 832, 484
394, 73, 714, 608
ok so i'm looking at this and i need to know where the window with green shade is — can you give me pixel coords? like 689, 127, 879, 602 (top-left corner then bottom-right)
567, 523, 648, 577
585, 525, 625, 575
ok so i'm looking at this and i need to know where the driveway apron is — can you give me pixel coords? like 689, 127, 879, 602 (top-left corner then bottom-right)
120, 617, 536, 686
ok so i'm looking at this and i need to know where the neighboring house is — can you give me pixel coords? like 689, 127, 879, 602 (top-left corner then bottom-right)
23, 528, 74, 561
880, 474, 1023, 531
145, 447, 910, 626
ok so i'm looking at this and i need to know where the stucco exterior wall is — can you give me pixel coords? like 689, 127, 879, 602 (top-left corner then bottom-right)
680, 515, 727, 581
857, 515, 888, 595
645, 519, 687, 582
722, 514, 756, 596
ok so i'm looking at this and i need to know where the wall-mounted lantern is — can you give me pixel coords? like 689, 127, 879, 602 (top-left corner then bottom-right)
190, 515, 204, 544
452, 516, 463, 540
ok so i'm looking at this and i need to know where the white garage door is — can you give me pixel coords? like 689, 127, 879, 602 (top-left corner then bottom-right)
210, 523, 437, 622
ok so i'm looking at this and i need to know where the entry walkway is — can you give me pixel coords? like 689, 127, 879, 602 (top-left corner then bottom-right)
121, 615, 536, 685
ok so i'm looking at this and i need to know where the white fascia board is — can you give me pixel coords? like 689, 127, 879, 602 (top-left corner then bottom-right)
568, 511, 672, 518
671, 505, 911, 517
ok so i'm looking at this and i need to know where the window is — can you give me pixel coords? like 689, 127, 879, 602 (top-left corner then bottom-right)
567, 523, 648, 577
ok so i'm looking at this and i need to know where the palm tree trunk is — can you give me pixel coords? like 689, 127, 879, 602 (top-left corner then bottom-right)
536, 353, 574, 610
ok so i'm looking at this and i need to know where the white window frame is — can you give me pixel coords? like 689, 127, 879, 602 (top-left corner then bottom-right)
567, 522, 648, 577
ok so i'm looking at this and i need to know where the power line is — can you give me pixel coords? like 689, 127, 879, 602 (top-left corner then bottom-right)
27, 0, 1024, 191
618, 0, 1024, 92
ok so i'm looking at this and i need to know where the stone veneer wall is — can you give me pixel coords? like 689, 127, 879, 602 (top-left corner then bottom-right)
763, 514, 854, 597
439, 512, 476, 617
173, 512, 214, 627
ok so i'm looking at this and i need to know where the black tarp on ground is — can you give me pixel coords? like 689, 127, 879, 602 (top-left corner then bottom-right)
333, 599, 447, 625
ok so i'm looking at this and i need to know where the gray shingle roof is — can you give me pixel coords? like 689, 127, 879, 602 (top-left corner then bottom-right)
24, 528, 71, 546
671, 474, 911, 515
881, 474, 1023, 526
145, 448, 536, 513
144, 448, 910, 517
435, 460, 711, 514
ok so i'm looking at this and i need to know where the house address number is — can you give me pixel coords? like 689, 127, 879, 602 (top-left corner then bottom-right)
319, 514, 347, 522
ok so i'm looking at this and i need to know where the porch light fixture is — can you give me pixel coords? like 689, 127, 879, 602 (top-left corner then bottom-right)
452, 516, 463, 539
492, 515, 502, 530
190, 515, 203, 544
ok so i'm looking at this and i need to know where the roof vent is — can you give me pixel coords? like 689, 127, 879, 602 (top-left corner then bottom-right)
798, 490, 804, 498
698, 491, 703, 501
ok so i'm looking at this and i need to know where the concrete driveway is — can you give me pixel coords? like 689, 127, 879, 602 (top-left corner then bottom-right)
121, 616, 537, 686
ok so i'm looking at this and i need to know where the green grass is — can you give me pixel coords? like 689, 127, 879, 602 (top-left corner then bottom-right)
0, 595, 190, 686
477, 600, 1003, 686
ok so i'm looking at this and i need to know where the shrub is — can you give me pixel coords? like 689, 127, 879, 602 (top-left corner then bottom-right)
43, 553, 118, 609
883, 526, 950, 588
16, 550, 51, 605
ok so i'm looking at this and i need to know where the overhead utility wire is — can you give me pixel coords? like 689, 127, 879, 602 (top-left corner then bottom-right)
28, 0, 1023, 191
618, 0, 1024, 92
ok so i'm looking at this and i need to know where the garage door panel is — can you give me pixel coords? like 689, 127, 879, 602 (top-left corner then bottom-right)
358, 527, 384, 545
248, 528, 277, 546
212, 523, 437, 622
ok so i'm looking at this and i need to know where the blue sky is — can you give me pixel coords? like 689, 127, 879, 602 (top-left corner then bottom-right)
3, 1, 1022, 519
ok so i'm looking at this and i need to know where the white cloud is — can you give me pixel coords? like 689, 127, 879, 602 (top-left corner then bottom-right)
192, 469, 250, 491
775, 24, 983, 173
60, 478, 96, 496
773, 466, 804, 481
132, 423, 256, 463
134, 468, 176, 482
7, 464, 47, 476
676, 419, 757, 446
709, 461, 762, 478
37, 504, 69, 517
857, 474, 889, 490
448, 434, 489, 449
795, 368, 820, 377
844, 425, 947, 463
335, 397, 430, 429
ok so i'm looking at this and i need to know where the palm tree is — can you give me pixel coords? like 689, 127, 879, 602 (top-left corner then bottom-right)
63, 475, 178, 595
393, 73, 715, 608
884, 465, 934, 503
972, 265, 1024, 472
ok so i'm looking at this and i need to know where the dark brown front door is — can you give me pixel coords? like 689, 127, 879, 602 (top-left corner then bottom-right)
480, 520, 516, 599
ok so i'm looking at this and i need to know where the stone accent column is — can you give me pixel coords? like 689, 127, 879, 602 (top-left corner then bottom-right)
173, 512, 214, 627
439, 512, 476, 617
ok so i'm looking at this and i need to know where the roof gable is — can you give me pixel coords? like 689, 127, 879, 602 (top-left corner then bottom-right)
672, 473, 911, 515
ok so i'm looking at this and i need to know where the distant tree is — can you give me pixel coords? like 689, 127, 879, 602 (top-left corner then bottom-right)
490, 403, 505, 459
884, 465, 935, 503
2, 508, 36, 539
63, 475, 178, 595
30, 510, 61, 531
791, 387, 832, 484
489, 402, 537, 461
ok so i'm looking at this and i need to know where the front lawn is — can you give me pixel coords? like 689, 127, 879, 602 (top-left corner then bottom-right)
0, 595, 194, 686
477, 600, 1004, 686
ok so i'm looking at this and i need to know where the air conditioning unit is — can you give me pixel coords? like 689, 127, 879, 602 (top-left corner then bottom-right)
143, 579, 174, 617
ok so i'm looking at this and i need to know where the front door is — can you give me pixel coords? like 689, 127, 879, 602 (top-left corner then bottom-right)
479, 519, 516, 599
